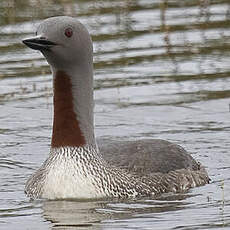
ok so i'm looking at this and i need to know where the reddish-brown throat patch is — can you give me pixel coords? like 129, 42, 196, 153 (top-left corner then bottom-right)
51, 70, 86, 148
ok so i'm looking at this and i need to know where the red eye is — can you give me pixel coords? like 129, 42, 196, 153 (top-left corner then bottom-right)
65, 28, 73, 38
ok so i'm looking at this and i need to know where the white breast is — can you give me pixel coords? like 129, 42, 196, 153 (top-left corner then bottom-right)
42, 149, 106, 200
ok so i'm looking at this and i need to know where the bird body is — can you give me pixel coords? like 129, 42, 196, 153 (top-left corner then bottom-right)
23, 16, 209, 200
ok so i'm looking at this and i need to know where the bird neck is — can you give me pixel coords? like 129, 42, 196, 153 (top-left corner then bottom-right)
51, 69, 96, 149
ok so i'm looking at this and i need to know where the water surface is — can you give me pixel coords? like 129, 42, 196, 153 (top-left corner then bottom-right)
0, 0, 230, 229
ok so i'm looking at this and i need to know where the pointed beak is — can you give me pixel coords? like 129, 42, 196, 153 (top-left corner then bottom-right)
22, 36, 57, 51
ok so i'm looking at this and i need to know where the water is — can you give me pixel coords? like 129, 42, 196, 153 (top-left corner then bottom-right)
0, 0, 230, 229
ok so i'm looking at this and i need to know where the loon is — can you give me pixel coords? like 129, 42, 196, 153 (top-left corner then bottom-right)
22, 16, 209, 200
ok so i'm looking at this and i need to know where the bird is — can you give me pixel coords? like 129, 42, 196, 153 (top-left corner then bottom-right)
22, 16, 209, 200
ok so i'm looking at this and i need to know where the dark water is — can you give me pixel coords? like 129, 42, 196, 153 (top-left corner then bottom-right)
0, 0, 230, 229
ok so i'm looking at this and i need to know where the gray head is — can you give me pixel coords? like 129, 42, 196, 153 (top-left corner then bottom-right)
23, 16, 93, 72
23, 16, 96, 147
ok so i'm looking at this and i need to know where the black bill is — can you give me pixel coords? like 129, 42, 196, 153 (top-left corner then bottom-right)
22, 37, 57, 51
